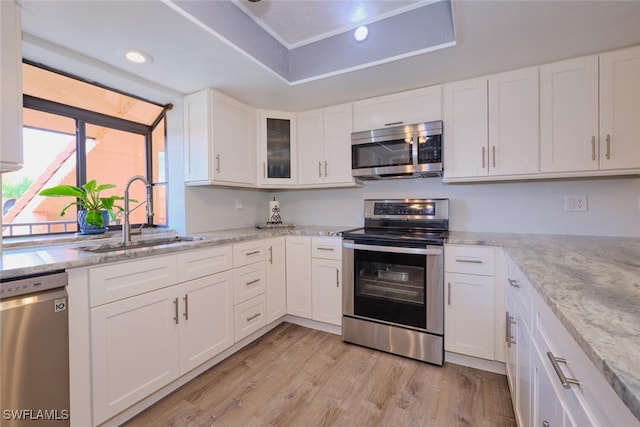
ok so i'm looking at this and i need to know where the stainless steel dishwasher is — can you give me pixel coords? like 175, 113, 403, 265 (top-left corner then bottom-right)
0, 270, 70, 426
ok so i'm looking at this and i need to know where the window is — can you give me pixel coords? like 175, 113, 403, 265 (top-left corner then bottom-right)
1, 62, 169, 237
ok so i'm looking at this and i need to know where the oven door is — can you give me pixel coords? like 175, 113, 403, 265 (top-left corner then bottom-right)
342, 240, 443, 335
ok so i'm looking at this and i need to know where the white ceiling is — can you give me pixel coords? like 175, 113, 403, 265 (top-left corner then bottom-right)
18, 0, 640, 112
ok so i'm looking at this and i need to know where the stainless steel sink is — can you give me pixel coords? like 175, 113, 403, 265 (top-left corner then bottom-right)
74, 235, 205, 254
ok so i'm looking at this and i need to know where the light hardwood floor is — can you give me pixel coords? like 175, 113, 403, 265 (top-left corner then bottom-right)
122, 323, 516, 427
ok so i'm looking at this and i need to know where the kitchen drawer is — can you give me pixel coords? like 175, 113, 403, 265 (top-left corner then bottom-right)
233, 240, 266, 267
533, 290, 638, 427
445, 244, 495, 276
233, 261, 266, 305
177, 245, 232, 282
234, 294, 267, 342
311, 236, 342, 260
505, 255, 533, 329
89, 254, 178, 307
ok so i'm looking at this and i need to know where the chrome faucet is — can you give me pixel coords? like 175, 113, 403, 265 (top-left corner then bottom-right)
122, 175, 154, 245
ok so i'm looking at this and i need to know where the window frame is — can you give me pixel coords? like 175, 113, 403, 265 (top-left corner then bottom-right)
18, 61, 169, 233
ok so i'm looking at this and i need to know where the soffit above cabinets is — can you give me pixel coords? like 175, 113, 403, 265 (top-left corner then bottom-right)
18, 0, 640, 111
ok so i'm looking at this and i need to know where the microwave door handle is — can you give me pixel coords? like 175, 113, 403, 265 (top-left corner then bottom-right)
343, 242, 442, 256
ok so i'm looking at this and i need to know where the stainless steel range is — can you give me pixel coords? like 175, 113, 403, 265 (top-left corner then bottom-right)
341, 198, 448, 365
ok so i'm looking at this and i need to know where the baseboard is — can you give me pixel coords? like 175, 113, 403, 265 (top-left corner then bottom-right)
283, 314, 342, 335
445, 351, 506, 375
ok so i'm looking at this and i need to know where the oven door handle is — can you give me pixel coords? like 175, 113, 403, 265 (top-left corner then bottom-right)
343, 242, 442, 256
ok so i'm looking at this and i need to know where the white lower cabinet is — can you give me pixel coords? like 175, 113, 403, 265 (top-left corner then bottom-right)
505, 253, 640, 427
265, 237, 287, 323
178, 271, 234, 373
444, 272, 495, 359
90, 286, 180, 425
285, 236, 312, 318
311, 258, 341, 325
533, 345, 568, 427
444, 244, 501, 361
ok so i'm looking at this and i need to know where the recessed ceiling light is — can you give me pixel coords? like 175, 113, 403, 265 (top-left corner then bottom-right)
125, 50, 153, 64
354, 26, 368, 42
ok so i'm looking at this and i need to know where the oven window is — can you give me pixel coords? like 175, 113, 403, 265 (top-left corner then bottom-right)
417, 134, 442, 164
354, 249, 426, 329
352, 138, 412, 169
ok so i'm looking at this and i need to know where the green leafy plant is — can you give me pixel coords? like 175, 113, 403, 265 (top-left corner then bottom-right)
39, 179, 125, 228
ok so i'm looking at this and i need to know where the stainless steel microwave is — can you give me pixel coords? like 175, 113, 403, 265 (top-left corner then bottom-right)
351, 120, 443, 180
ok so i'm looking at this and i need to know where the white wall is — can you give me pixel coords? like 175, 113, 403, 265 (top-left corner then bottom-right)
274, 177, 640, 237
184, 186, 272, 234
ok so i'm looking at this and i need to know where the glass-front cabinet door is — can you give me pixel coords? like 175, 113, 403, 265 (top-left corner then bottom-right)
258, 110, 297, 186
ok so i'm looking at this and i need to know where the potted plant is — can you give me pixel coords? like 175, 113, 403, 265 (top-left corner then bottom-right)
39, 179, 125, 234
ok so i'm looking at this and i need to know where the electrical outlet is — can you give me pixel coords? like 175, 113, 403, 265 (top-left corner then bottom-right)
235, 199, 244, 210
564, 195, 587, 212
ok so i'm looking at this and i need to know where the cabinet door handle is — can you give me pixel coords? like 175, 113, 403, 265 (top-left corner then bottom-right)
542, 422, 550, 427
447, 282, 451, 306
384, 121, 403, 127
547, 351, 581, 389
173, 297, 179, 325
492, 145, 496, 168
324, 161, 328, 177
183, 294, 189, 320
482, 146, 486, 168
318, 161, 322, 178
605, 134, 611, 160
591, 136, 596, 161
246, 250, 260, 256
507, 278, 520, 288
215, 154, 221, 173
268, 246, 273, 264
263, 162, 266, 178
336, 268, 340, 287
246, 312, 261, 322
246, 278, 261, 286
456, 258, 483, 264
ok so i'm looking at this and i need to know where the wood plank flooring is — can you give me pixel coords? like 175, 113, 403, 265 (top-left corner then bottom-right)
122, 323, 516, 427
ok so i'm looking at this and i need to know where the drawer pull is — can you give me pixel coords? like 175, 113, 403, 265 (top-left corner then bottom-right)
246, 278, 261, 286
507, 278, 520, 288
547, 351, 581, 389
543, 422, 550, 427
246, 312, 261, 322
384, 121, 403, 127
317, 247, 335, 251
455, 258, 483, 264
245, 250, 260, 256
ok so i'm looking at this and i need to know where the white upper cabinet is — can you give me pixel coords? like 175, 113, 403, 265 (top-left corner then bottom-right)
444, 67, 539, 180
184, 88, 256, 186
540, 56, 599, 173
443, 77, 489, 179
0, 0, 23, 172
488, 67, 540, 176
352, 85, 442, 132
541, 47, 640, 174
599, 45, 640, 170
257, 110, 298, 187
298, 103, 354, 186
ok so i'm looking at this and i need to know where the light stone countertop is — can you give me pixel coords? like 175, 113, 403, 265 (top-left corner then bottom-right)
447, 231, 640, 422
0, 225, 355, 280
